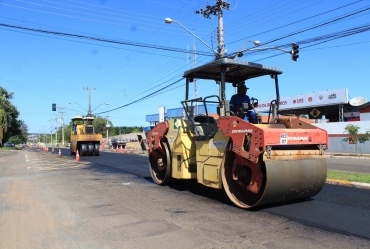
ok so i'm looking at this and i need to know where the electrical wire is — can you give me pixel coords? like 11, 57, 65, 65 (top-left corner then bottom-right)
68, 0, 212, 28
227, 0, 315, 33
0, 22, 214, 56
260, 5, 370, 47
227, 0, 365, 45
94, 78, 184, 115
91, 0, 213, 106
0, 2, 210, 36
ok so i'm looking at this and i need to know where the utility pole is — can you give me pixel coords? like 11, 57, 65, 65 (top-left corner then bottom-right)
193, 42, 198, 116
83, 87, 96, 116
42, 125, 46, 144
48, 119, 53, 146
106, 116, 110, 139
55, 117, 58, 146
196, 0, 230, 113
58, 107, 66, 146
196, 0, 230, 58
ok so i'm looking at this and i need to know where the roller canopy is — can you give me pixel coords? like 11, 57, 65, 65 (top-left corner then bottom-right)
183, 58, 282, 83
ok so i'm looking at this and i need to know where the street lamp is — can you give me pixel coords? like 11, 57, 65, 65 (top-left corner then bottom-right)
229, 40, 261, 59
233, 45, 293, 59
69, 102, 88, 115
69, 102, 109, 116
164, 18, 218, 56
91, 103, 109, 114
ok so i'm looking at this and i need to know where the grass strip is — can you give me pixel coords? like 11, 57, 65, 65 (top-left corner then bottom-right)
327, 170, 370, 184
0, 147, 14, 151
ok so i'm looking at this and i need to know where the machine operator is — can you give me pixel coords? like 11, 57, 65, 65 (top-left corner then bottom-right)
229, 84, 257, 123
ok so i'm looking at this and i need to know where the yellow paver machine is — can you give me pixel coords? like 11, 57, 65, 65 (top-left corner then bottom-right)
70, 116, 102, 156
147, 58, 328, 209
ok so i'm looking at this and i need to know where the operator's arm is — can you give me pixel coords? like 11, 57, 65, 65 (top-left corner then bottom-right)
246, 95, 253, 110
229, 95, 236, 112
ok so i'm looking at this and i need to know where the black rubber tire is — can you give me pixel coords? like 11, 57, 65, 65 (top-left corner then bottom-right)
87, 144, 94, 156
81, 144, 87, 156
70, 144, 75, 155
94, 143, 100, 156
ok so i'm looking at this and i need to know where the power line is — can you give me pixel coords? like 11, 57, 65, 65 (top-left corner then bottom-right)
92, 0, 213, 106
94, 78, 184, 115
243, 4, 370, 54
0, 2, 211, 36
226, 0, 317, 33
249, 23, 370, 61
0, 22, 214, 57
17, 0, 212, 32
227, 1, 366, 45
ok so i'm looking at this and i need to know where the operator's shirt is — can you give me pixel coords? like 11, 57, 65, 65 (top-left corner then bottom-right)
230, 94, 251, 112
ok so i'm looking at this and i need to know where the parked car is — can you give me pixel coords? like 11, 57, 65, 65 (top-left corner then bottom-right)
4, 142, 14, 147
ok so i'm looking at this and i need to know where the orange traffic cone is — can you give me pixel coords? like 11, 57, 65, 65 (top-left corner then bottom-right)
130, 148, 134, 154
45, 147, 48, 152
124, 148, 127, 153
58, 149, 62, 157
76, 150, 80, 161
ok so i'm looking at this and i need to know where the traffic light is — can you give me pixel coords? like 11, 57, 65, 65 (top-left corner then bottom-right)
52, 103, 56, 111
291, 42, 299, 62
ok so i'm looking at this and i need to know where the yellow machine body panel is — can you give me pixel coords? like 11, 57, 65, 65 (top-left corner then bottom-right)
195, 131, 229, 189
164, 119, 229, 189
166, 119, 196, 179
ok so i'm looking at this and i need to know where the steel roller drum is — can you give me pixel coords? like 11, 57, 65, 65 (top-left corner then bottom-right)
257, 158, 327, 207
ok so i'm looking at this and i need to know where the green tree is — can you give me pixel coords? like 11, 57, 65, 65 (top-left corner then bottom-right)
0, 87, 22, 144
8, 135, 24, 145
114, 126, 143, 135
56, 124, 72, 146
17, 120, 28, 142
342, 124, 370, 156
0, 87, 14, 131
93, 116, 116, 138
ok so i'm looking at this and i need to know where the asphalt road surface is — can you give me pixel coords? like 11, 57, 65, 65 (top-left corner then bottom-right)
1, 148, 369, 248
326, 158, 370, 173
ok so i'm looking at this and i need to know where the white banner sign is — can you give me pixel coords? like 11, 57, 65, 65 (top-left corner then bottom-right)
254, 88, 348, 112
159, 106, 165, 122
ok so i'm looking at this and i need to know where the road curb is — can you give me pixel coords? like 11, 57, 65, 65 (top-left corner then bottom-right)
326, 178, 370, 189
325, 155, 370, 160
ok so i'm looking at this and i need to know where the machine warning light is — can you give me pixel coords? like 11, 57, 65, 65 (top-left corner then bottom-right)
291, 42, 299, 62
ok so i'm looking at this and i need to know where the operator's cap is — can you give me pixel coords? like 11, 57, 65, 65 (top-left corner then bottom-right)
238, 84, 249, 90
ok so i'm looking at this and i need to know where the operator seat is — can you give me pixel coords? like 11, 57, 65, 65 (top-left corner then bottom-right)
192, 115, 218, 140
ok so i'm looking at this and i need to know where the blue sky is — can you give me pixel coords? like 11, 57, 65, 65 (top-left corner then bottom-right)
0, 0, 369, 133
